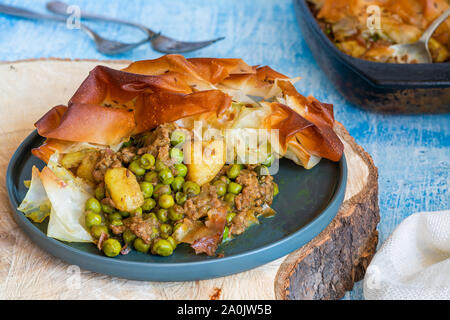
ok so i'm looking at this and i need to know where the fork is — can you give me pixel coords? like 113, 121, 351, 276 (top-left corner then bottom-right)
0, 4, 153, 55
46, 1, 225, 54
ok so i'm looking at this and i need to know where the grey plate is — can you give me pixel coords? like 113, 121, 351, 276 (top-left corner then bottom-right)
6, 130, 347, 281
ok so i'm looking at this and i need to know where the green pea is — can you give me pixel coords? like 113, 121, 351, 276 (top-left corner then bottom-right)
220, 175, 231, 185
85, 198, 101, 214
171, 130, 186, 146
159, 168, 174, 185
273, 182, 279, 196
153, 184, 171, 199
159, 194, 175, 209
143, 212, 157, 220
140, 181, 154, 198
166, 236, 177, 250
171, 176, 185, 191
151, 227, 160, 240
174, 163, 187, 177
144, 171, 158, 184
152, 239, 174, 256
122, 229, 136, 244
108, 212, 122, 221
227, 182, 243, 194
170, 148, 184, 164
90, 225, 108, 239
160, 223, 173, 239
134, 238, 150, 253
175, 191, 187, 205
102, 239, 122, 257
213, 180, 227, 196
95, 185, 105, 200
128, 160, 146, 176
132, 207, 143, 218
168, 205, 184, 221
160, 224, 172, 234
183, 181, 200, 196
227, 164, 241, 179
119, 211, 130, 218
101, 203, 115, 214
157, 209, 169, 223
139, 153, 155, 170
142, 198, 156, 212
224, 193, 235, 205
262, 153, 275, 167
226, 212, 236, 224
155, 159, 167, 172
110, 219, 124, 227
85, 211, 102, 228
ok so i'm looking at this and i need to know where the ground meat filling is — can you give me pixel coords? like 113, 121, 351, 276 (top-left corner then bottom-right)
120, 146, 137, 163
184, 184, 222, 220
92, 147, 137, 183
109, 224, 126, 235
138, 123, 178, 172
234, 169, 274, 212
182, 200, 228, 256
92, 149, 123, 183
230, 210, 256, 236
226, 169, 275, 236
101, 197, 117, 210
122, 216, 160, 244
87, 123, 278, 256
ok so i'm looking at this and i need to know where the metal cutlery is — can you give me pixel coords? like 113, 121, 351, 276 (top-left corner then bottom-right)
46, 1, 224, 54
0, 4, 153, 55
390, 8, 450, 63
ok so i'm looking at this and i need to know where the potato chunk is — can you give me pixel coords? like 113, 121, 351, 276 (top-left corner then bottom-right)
186, 140, 226, 185
61, 151, 86, 169
104, 167, 144, 212
76, 151, 99, 183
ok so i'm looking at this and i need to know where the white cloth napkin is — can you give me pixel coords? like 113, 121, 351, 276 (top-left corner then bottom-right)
363, 210, 450, 300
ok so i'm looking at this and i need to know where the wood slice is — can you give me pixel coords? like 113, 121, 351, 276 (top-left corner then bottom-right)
275, 122, 380, 300
0, 59, 379, 300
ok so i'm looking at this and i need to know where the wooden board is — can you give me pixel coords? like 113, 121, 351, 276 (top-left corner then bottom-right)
0, 59, 379, 300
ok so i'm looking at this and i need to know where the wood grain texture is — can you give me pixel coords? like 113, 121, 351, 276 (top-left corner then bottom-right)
1, 0, 449, 300
1, 59, 377, 300
275, 123, 379, 300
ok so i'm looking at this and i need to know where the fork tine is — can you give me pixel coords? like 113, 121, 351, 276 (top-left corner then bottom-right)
152, 36, 225, 54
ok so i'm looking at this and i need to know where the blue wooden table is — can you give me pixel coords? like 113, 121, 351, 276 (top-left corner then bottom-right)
1, 0, 449, 300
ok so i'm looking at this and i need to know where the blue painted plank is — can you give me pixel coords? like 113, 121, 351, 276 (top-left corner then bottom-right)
0, 0, 449, 300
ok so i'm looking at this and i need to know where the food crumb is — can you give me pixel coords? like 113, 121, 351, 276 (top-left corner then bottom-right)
209, 287, 222, 300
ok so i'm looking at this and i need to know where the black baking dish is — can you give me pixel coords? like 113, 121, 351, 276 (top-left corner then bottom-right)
294, 0, 450, 113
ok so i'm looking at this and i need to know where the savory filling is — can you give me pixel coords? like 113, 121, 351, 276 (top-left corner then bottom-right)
72, 124, 278, 258
19, 55, 344, 260
308, 0, 450, 63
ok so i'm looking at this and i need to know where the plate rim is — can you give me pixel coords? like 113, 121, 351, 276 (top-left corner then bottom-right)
6, 130, 347, 281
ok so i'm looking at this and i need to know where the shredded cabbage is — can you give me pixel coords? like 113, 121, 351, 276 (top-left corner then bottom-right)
18, 153, 93, 243
17, 166, 51, 223
40, 166, 93, 242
